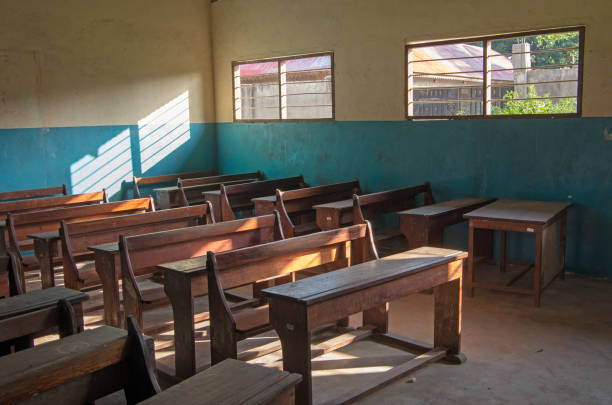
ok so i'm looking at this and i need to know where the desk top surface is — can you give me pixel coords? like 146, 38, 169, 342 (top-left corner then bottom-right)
27, 230, 60, 241
157, 256, 206, 276
398, 197, 496, 217
88, 241, 119, 254
312, 199, 353, 210
251, 195, 276, 203
463, 199, 572, 224
0, 287, 88, 320
262, 246, 466, 305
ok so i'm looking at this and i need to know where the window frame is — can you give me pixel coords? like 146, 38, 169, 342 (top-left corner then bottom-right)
232, 52, 335, 123
405, 26, 585, 120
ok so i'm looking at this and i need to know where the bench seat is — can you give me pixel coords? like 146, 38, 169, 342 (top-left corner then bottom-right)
234, 305, 270, 334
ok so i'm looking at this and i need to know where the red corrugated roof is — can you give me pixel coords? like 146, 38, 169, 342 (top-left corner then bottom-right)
239, 55, 332, 76
412, 44, 514, 82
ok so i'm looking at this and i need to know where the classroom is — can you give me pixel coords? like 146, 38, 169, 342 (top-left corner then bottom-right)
0, 0, 610, 404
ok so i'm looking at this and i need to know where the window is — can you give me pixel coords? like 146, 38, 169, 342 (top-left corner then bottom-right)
233, 53, 334, 121
406, 27, 584, 119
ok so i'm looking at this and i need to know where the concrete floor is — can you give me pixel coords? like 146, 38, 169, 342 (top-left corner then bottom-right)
34, 270, 612, 404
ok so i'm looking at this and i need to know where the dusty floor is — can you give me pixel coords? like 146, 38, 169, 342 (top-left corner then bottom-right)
31, 270, 612, 404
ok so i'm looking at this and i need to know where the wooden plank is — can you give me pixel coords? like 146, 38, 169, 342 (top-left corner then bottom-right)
262, 247, 465, 304
138, 358, 300, 405
0, 185, 66, 202
400, 196, 495, 217
463, 199, 572, 224
0, 287, 87, 320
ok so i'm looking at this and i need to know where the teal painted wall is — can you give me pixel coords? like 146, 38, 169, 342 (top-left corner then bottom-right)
217, 118, 612, 279
0, 123, 216, 201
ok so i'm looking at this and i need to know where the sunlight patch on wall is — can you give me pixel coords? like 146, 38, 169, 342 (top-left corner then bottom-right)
138, 91, 191, 173
70, 128, 133, 197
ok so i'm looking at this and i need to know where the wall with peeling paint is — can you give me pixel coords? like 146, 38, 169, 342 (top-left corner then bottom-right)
211, 0, 612, 278
0, 0, 217, 198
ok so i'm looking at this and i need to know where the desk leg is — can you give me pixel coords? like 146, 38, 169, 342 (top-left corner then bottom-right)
34, 239, 57, 289
467, 222, 475, 297
270, 300, 312, 405
164, 272, 196, 380
560, 214, 567, 280
500, 231, 507, 272
434, 277, 465, 363
534, 230, 543, 307
95, 254, 121, 328
400, 216, 429, 250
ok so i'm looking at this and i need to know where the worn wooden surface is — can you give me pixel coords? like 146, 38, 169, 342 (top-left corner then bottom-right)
262, 246, 466, 405
139, 358, 301, 405
463, 199, 572, 225
0, 318, 159, 404
0, 185, 67, 202
253, 195, 278, 216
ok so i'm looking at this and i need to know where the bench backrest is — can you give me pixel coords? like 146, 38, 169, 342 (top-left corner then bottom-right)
133, 169, 215, 198
0, 317, 160, 405
0, 185, 67, 202
208, 223, 378, 294
0, 190, 107, 220
177, 171, 262, 207
120, 212, 284, 325
7, 197, 154, 261
219, 175, 306, 221
61, 204, 212, 288
276, 180, 361, 236
353, 183, 434, 225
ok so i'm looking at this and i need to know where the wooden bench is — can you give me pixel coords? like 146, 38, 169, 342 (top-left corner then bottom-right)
397, 196, 497, 250
133, 169, 215, 198
139, 358, 301, 405
262, 246, 467, 405
120, 212, 284, 337
0, 190, 107, 221
61, 205, 213, 326
0, 185, 67, 202
7, 197, 154, 289
0, 316, 160, 405
206, 223, 378, 369
0, 190, 107, 255
216, 175, 307, 221
276, 180, 361, 237
176, 171, 263, 208
352, 183, 434, 256
0, 287, 88, 355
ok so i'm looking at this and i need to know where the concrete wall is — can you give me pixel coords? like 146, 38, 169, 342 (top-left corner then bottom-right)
211, 0, 612, 278
0, 0, 217, 199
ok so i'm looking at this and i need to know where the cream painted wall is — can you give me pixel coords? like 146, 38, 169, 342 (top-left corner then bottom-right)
0, 0, 215, 128
211, 0, 612, 122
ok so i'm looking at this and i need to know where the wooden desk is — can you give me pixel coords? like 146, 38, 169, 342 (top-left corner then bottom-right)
202, 190, 222, 221
262, 247, 467, 405
464, 199, 571, 307
88, 241, 122, 327
252, 195, 277, 216
312, 198, 353, 231
27, 230, 61, 289
398, 197, 496, 250
154, 185, 181, 209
